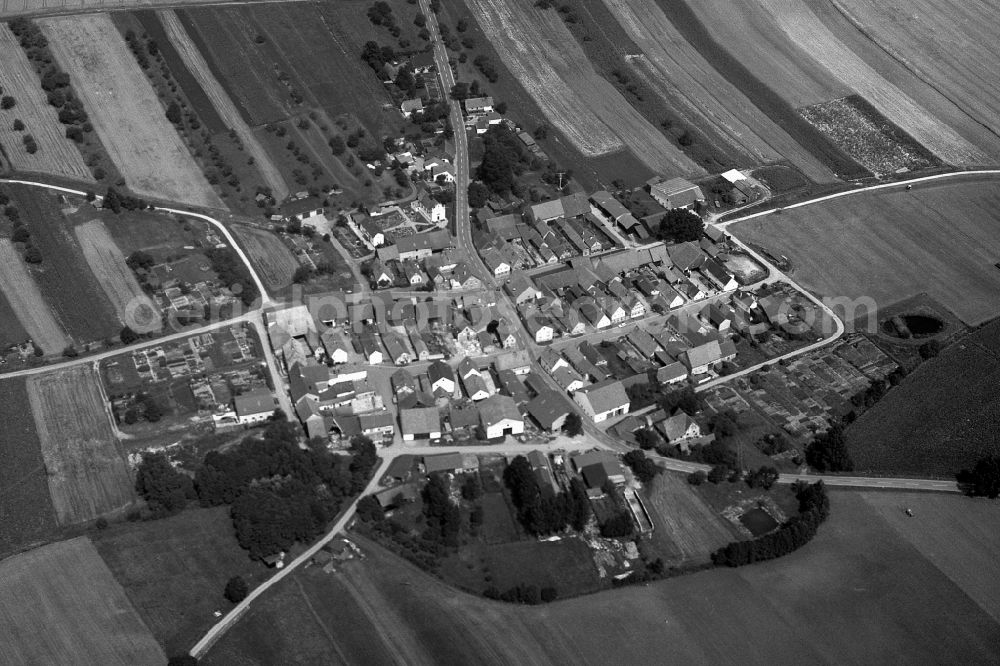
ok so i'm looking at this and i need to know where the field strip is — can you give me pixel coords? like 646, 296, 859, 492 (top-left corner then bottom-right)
0, 239, 69, 354
0, 537, 165, 665
0, 0, 311, 19
0, 25, 92, 181
232, 224, 297, 290
28, 364, 134, 525
39, 14, 225, 209
756, 0, 990, 167
158, 9, 290, 201
75, 219, 162, 334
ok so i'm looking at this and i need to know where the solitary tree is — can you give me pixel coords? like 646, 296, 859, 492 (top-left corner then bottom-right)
224, 575, 249, 603
563, 412, 583, 437
657, 208, 704, 243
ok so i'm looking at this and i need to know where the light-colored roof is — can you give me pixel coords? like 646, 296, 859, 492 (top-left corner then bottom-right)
234, 388, 274, 416
400, 407, 441, 435
684, 340, 723, 369
720, 169, 745, 184
576, 380, 629, 414
478, 394, 521, 426
494, 349, 531, 372
531, 199, 565, 221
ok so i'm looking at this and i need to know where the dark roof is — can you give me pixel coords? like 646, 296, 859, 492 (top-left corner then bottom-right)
424, 452, 464, 473
525, 389, 570, 430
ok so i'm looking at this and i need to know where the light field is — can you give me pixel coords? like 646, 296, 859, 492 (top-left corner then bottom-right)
158, 9, 289, 201
0, 537, 165, 665
732, 177, 1000, 326
0, 25, 92, 181
232, 225, 298, 291
0, 238, 68, 354
39, 13, 224, 209
27, 364, 134, 525
75, 220, 161, 333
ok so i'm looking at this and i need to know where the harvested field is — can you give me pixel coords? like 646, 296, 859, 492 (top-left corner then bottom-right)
0, 290, 28, 349
600, 0, 837, 183
93, 506, 268, 656
643, 471, 739, 566
28, 364, 134, 525
0, 0, 273, 18
232, 225, 298, 291
158, 9, 289, 201
752, 0, 989, 167
0, 25, 92, 181
0, 378, 58, 558
0, 239, 68, 354
206, 493, 1000, 664
467, 0, 702, 176
846, 319, 1000, 476
0, 537, 165, 666
732, 176, 1000, 326
40, 14, 224, 209
75, 220, 161, 334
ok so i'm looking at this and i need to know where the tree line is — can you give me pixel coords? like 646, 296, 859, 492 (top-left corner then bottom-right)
503, 455, 591, 535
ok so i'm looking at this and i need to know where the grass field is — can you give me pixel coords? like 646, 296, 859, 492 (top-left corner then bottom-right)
9, 185, 121, 344
0, 239, 69, 354
846, 319, 1000, 476
0, 288, 29, 349
158, 8, 289, 202
75, 220, 162, 334
467, 0, 702, 177
232, 225, 298, 291
93, 506, 268, 656
0, 25, 92, 181
40, 13, 224, 209
28, 365, 135, 525
0, 378, 58, 558
97, 208, 210, 256
0, 537, 165, 665
732, 176, 1000, 326
205, 491, 1000, 664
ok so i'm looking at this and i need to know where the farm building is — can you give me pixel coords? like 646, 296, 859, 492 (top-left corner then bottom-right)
571, 450, 626, 488
397, 229, 453, 261
526, 389, 570, 431
400, 407, 441, 441
657, 362, 688, 385
573, 380, 630, 423
496, 369, 531, 404
494, 349, 531, 375
281, 196, 324, 222
648, 177, 705, 210
464, 96, 494, 115
424, 452, 465, 474
233, 388, 276, 425
658, 412, 701, 442
478, 394, 524, 439
529, 198, 565, 223
375, 483, 419, 509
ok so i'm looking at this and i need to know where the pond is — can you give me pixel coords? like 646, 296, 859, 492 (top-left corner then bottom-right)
739, 507, 780, 536
902, 314, 944, 337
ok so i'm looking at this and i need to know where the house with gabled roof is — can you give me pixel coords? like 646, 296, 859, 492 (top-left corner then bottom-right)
478, 394, 523, 439
681, 340, 724, 375
496, 320, 518, 349
552, 365, 585, 393
539, 348, 569, 374
700, 258, 738, 291
481, 247, 511, 277
573, 380, 630, 423
668, 241, 706, 272
649, 177, 705, 210
400, 407, 441, 441
494, 349, 531, 375
505, 273, 539, 305
428, 360, 456, 396
526, 389, 570, 431
627, 328, 660, 358
657, 361, 688, 385
525, 315, 554, 343
529, 198, 565, 223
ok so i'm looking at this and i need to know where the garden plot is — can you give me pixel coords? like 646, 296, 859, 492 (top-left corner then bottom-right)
40, 14, 224, 209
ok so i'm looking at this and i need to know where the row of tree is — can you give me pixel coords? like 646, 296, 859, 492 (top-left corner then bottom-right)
503, 455, 591, 535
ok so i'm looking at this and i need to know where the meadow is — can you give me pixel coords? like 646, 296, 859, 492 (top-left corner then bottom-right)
205, 491, 1000, 664
40, 13, 224, 209
643, 472, 740, 566
27, 365, 135, 525
731, 176, 1000, 326
0, 537, 165, 665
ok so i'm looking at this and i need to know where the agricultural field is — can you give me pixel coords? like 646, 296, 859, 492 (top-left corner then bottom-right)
0, 24, 92, 181
847, 319, 1000, 477
206, 491, 1000, 664
75, 220, 162, 334
40, 13, 224, 209
0, 288, 28, 351
157, 9, 289, 201
0, 238, 68, 354
27, 364, 135, 525
94, 207, 213, 256
466, 0, 702, 177
6, 184, 121, 344
0, 0, 232, 18
732, 176, 1000, 327
0, 378, 58, 558
0, 537, 165, 665
232, 225, 298, 291
93, 506, 269, 656
642, 472, 740, 566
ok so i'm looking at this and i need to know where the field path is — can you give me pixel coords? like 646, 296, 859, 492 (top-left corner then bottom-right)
158, 9, 290, 202
0, 239, 69, 354
0, 25, 93, 181
40, 14, 225, 209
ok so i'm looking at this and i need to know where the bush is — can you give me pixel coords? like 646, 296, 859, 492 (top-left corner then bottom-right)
687, 470, 707, 485
1, 96, 15, 110
707, 464, 729, 484
12, 118, 24, 131
95, 516, 109, 530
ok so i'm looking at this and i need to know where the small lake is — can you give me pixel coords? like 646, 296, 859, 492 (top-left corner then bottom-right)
739, 507, 779, 536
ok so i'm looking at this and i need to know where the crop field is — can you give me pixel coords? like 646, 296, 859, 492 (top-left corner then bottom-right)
158, 9, 289, 202
0, 289, 28, 349
232, 225, 298, 291
0, 239, 68, 354
27, 365, 135, 525
643, 472, 739, 566
0, 537, 165, 665
40, 14, 224, 209
847, 319, 1000, 476
0, 378, 58, 558
206, 492, 1000, 664
598, 0, 836, 184
9, 185, 121, 343
0, 25, 92, 181
75, 220, 161, 334
93, 506, 268, 656
732, 177, 1000, 327
0, 0, 267, 18
467, 0, 702, 177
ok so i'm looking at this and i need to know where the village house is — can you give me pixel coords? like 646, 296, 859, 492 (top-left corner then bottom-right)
427, 360, 456, 396
382, 332, 410, 365
464, 96, 494, 116
233, 389, 276, 425
525, 315, 554, 343
658, 411, 702, 449
400, 98, 424, 119
459, 358, 490, 401
700, 258, 738, 291
526, 389, 570, 432
400, 407, 441, 441
505, 273, 539, 305
496, 320, 518, 349
573, 380, 630, 423
478, 394, 524, 439
411, 192, 447, 224
494, 349, 532, 375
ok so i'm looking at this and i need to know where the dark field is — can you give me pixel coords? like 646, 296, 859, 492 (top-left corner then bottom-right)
847, 319, 1000, 476
205, 491, 1000, 664
0, 378, 58, 559
0, 291, 28, 349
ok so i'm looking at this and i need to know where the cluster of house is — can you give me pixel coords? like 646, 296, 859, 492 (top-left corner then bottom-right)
364, 231, 485, 292
503, 230, 738, 343
610, 406, 710, 454
461, 95, 503, 134
134, 254, 238, 318
393, 50, 441, 116
290, 360, 396, 443
390, 148, 457, 185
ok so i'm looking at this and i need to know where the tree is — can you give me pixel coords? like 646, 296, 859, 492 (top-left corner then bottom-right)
329, 135, 346, 155
687, 470, 707, 485
707, 464, 729, 484
292, 265, 314, 284
135, 451, 194, 517
1, 96, 15, 110
562, 412, 583, 437
657, 208, 704, 243
126, 250, 155, 271
120, 325, 139, 345
12, 118, 24, 131
11, 226, 30, 243
468, 182, 489, 208
747, 465, 779, 490
224, 575, 249, 603
395, 68, 416, 96
623, 450, 661, 483
165, 101, 182, 125
167, 657, 199, 666
658, 386, 703, 416
23, 244, 42, 263
805, 423, 854, 472
957, 456, 1000, 498
635, 428, 659, 450
461, 474, 483, 501
918, 339, 941, 360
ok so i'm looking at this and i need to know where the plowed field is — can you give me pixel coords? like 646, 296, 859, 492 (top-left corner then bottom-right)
232, 225, 298, 291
